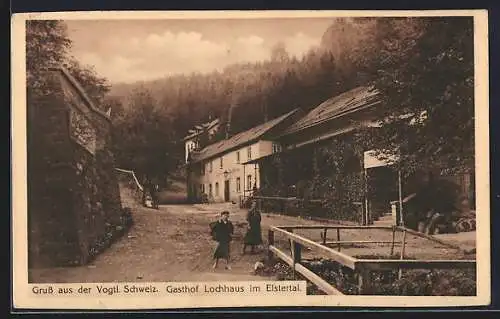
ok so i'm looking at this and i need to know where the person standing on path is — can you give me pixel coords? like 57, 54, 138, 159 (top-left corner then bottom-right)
211, 211, 234, 270
243, 200, 263, 254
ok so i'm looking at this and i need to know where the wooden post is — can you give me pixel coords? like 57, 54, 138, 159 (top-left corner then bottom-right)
322, 228, 327, 245
398, 170, 404, 227
292, 240, 302, 280
364, 168, 370, 225
390, 226, 396, 256
243, 164, 246, 203
336, 228, 341, 252
398, 228, 407, 279
357, 266, 371, 295
268, 229, 275, 262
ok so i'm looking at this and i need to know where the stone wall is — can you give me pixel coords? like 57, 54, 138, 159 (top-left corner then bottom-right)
27, 68, 131, 269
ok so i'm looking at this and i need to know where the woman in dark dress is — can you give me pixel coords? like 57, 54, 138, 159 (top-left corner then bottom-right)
212, 211, 234, 269
243, 200, 263, 254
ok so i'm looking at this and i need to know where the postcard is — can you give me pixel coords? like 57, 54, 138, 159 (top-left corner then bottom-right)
11, 10, 490, 309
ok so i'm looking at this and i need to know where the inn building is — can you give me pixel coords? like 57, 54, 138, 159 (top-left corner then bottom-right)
185, 109, 300, 204
184, 86, 474, 225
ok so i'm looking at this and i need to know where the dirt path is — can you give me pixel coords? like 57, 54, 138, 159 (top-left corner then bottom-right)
29, 184, 475, 283
29, 186, 271, 283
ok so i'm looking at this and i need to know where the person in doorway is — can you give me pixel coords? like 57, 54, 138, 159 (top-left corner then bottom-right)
243, 200, 263, 254
211, 211, 234, 270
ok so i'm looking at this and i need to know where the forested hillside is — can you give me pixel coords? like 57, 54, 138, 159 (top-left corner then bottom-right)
28, 17, 474, 185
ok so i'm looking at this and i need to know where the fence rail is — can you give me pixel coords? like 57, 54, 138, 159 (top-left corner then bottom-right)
115, 168, 144, 203
268, 225, 476, 295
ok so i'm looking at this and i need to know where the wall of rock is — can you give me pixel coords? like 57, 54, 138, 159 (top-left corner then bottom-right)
27, 68, 132, 269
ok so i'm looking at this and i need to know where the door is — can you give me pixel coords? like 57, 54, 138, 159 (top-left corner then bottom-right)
224, 180, 230, 202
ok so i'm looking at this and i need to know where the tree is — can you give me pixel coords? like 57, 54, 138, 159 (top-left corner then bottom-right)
65, 58, 111, 110
113, 88, 180, 184
26, 20, 111, 109
359, 17, 474, 174
270, 42, 290, 64
26, 20, 71, 95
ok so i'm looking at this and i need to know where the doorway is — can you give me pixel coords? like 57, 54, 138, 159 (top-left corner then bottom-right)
224, 180, 230, 202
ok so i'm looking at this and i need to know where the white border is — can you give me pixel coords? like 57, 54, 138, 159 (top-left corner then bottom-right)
11, 10, 490, 309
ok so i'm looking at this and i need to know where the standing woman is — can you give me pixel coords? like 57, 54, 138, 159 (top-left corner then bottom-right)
243, 200, 263, 254
212, 211, 234, 270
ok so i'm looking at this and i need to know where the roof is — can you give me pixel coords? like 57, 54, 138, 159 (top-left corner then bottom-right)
49, 66, 111, 122
183, 118, 220, 141
242, 152, 276, 165
280, 86, 381, 137
190, 109, 299, 163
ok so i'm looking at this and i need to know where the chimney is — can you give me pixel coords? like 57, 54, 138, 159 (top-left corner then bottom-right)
225, 88, 238, 139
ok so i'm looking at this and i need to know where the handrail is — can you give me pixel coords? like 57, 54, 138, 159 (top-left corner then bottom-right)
268, 225, 476, 295
271, 226, 358, 270
115, 168, 143, 191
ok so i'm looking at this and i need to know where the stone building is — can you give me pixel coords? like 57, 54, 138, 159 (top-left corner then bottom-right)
27, 67, 130, 269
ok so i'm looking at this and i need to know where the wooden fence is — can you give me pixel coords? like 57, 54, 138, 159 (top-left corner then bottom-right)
115, 168, 144, 203
253, 195, 365, 224
267, 225, 476, 295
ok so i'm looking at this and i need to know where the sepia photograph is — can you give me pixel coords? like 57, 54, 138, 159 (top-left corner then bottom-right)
11, 10, 489, 309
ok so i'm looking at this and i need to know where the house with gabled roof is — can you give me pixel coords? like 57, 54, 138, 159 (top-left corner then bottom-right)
185, 108, 301, 203
253, 85, 474, 226
183, 118, 221, 163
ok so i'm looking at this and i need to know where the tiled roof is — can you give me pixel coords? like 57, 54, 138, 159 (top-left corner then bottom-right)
280, 86, 381, 136
183, 118, 220, 141
190, 109, 299, 163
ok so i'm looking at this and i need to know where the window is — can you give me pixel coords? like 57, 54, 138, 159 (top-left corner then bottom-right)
272, 143, 281, 153
236, 151, 240, 164
209, 184, 213, 196
215, 182, 219, 196
209, 161, 213, 172
247, 175, 252, 190
236, 177, 241, 192
220, 157, 223, 169
247, 146, 252, 160
201, 184, 205, 194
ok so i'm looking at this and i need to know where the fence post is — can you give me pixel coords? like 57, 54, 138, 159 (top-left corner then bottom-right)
357, 266, 372, 295
292, 240, 302, 280
398, 228, 407, 279
287, 228, 294, 256
390, 226, 396, 256
336, 228, 341, 252
322, 228, 327, 245
267, 229, 275, 262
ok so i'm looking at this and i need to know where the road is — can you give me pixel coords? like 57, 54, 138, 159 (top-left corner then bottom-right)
29, 184, 474, 283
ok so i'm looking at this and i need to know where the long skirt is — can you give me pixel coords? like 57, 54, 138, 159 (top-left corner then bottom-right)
214, 241, 230, 259
244, 226, 263, 246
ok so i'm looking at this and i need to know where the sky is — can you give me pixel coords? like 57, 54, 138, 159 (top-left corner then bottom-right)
65, 18, 334, 84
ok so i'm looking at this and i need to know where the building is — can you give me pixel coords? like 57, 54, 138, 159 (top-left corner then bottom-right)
28, 67, 128, 268
257, 86, 474, 224
183, 118, 220, 163
184, 85, 474, 226
185, 109, 301, 203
